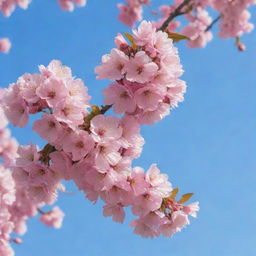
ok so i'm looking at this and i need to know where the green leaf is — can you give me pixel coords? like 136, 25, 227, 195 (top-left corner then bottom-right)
169, 188, 179, 200
123, 32, 137, 50
178, 193, 194, 204
166, 31, 189, 42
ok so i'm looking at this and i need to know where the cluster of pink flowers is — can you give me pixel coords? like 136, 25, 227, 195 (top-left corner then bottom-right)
0, 165, 16, 256
0, 94, 18, 256
0, 0, 85, 17
0, 0, 31, 17
95, 21, 186, 125
40, 206, 64, 229
0, 92, 64, 256
57, 0, 86, 12
213, 0, 255, 38
119, 0, 256, 49
118, 0, 150, 27
0, 90, 18, 166
181, 7, 213, 48
2, 31, 198, 243
3, 59, 90, 128
4, 143, 65, 256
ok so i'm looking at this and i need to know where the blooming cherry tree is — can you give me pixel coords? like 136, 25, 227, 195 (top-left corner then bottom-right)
0, 0, 255, 255
0, 21, 199, 254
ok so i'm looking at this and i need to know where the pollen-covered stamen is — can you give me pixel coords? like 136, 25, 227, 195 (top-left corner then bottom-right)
136, 66, 144, 74
75, 141, 84, 149
120, 91, 129, 99
48, 121, 56, 128
48, 91, 56, 98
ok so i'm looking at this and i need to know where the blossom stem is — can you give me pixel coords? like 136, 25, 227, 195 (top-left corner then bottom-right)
205, 15, 221, 32
159, 0, 192, 31
100, 104, 112, 114
39, 144, 56, 165
37, 208, 46, 215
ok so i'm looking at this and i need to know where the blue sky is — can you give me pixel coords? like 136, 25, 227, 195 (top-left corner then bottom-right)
1, 1, 256, 255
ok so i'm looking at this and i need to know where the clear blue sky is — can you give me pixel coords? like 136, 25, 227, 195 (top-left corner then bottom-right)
1, 1, 256, 255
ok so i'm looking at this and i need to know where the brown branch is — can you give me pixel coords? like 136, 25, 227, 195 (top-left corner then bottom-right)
37, 208, 46, 215
100, 104, 112, 114
80, 104, 112, 131
39, 144, 56, 165
205, 15, 221, 32
159, 0, 192, 32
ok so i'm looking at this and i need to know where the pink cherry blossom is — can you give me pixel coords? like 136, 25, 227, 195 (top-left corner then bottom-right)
90, 115, 123, 143
0, 38, 11, 53
124, 51, 158, 83
62, 130, 95, 161
128, 167, 149, 196
57, 0, 86, 11
53, 98, 85, 128
118, 0, 150, 27
18, 74, 43, 104
16, 144, 39, 168
118, 2, 142, 27
183, 201, 200, 217
94, 141, 122, 171
33, 114, 63, 144
103, 82, 136, 114
133, 20, 156, 46
36, 78, 68, 107
50, 151, 73, 181
39, 60, 72, 80
4, 99, 29, 128
40, 206, 64, 228
131, 218, 160, 238
103, 203, 125, 223
95, 49, 129, 80
134, 85, 164, 111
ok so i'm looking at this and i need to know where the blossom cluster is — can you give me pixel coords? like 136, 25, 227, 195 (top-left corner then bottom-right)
0, 165, 16, 256
119, 0, 256, 49
0, 93, 19, 256
0, 0, 85, 17
0, 92, 64, 256
2, 30, 198, 246
57, 0, 86, 12
0, 89, 18, 167
118, 0, 150, 27
181, 7, 213, 48
95, 21, 186, 125
0, 0, 31, 17
213, 0, 255, 38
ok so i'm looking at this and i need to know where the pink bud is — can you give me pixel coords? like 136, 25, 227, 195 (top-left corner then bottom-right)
0, 38, 11, 54
12, 238, 23, 244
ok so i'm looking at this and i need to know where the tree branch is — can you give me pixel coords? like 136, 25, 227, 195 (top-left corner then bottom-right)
205, 15, 221, 32
37, 208, 46, 215
159, 0, 192, 32
100, 104, 112, 115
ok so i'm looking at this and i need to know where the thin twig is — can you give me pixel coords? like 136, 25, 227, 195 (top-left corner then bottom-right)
100, 105, 112, 115
205, 15, 221, 32
159, 0, 192, 32
37, 208, 46, 215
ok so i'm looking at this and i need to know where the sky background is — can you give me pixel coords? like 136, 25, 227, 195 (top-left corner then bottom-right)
1, 1, 256, 255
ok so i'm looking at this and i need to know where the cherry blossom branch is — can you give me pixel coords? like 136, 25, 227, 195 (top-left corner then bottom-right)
100, 104, 112, 114
159, 0, 192, 31
205, 15, 221, 32
37, 208, 46, 215
39, 144, 56, 165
